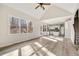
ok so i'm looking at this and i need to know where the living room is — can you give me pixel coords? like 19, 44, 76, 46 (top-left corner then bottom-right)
0, 3, 79, 56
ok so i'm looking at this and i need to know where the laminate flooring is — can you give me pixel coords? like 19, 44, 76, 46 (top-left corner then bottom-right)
0, 36, 79, 56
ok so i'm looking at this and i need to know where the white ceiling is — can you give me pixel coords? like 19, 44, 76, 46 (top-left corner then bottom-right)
3, 3, 79, 24
3, 3, 78, 19
41, 15, 72, 24
41, 5, 72, 20
3, 3, 51, 19
53, 3, 78, 14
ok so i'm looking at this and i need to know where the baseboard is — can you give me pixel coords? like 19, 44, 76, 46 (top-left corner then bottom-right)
0, 36, 41, 49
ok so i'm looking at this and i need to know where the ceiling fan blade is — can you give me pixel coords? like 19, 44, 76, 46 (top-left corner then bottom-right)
42, 3, 50, 5
35, 5, 40, 9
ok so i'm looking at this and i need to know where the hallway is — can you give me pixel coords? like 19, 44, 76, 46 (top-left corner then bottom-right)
0, 36, 78, 56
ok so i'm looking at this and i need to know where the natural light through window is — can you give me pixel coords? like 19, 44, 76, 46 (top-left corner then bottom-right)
55, 37, 63, 41
34, 42, 56, 56
34, 42, 43, 47
49, 36, 63, 41
42, 37, 58, 42
21, 45, 34, 56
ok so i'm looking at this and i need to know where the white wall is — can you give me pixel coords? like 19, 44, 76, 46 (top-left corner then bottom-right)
71, 17, 75, 44
65, 16, 74, 44
0, 4, 41, 47
65, 20, 71, 38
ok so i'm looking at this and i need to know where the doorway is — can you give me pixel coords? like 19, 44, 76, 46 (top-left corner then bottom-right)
74, 9, 79, 45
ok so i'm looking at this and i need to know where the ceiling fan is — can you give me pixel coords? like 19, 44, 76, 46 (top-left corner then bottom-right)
35, 3, 51, 10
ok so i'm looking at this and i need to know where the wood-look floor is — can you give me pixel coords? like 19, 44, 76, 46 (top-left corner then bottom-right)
0, 36, 79, 56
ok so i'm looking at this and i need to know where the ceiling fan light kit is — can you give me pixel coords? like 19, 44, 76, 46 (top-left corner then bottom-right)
35, 3, 51, 10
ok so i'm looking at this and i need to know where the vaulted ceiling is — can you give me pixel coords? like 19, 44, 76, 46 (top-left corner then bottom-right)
3, 3, 79, 24
3, 3, 49, 19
